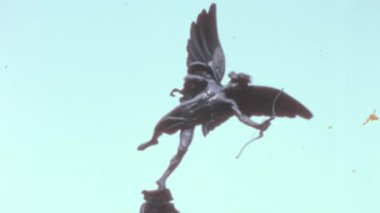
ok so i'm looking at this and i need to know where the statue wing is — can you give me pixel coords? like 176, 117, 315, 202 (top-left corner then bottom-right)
186, 3, 225, 83
227, 86, 313, 119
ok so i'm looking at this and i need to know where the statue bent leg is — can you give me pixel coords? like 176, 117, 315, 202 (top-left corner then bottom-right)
137, 116, 192, 151
156, 127, 194, 189
138, 102, 198, 151
138, 127, 162, 151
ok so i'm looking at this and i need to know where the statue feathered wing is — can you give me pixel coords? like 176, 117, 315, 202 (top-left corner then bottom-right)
201, 86, 312, 136
186, 3, 225, 83
226, 86, 313, 119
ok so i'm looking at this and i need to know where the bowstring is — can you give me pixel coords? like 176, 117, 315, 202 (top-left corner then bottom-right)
235, 89, 284, 159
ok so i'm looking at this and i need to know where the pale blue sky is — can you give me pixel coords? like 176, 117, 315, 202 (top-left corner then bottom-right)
0, 0, 379, 212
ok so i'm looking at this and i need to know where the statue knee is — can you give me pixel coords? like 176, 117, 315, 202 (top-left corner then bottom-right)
178, 145, 188, 154
179, 131, 193, 150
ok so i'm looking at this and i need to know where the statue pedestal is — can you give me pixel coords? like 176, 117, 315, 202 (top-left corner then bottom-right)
140, 188, 179, 213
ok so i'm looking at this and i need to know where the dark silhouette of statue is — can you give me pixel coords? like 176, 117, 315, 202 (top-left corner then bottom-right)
138, 4, 312, 212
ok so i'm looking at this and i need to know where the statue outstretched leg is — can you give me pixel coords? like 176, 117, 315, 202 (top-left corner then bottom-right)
138, 127, 162, 151
156, 127, 194, 189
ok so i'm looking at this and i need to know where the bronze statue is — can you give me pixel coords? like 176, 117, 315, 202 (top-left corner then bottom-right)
138, 3, 312, 191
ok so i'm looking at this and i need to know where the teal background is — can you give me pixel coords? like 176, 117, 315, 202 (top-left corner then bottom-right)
1, 0, 379, 212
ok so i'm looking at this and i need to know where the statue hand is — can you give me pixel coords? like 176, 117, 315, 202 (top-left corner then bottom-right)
258, 119, 272, 131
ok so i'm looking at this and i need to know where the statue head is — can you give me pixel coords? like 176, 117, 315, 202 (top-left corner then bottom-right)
227, 71, 251, 89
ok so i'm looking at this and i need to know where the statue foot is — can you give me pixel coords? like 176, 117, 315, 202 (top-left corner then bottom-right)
138, 139, 158, 151
156, 179, 166, 190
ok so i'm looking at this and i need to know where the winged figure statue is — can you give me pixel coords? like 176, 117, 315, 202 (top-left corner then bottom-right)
138, 4, 312, 190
